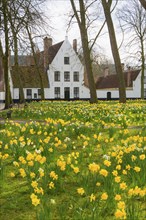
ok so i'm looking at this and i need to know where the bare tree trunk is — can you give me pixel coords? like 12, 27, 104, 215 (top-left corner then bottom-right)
101, 0, 126, 103
70, 0, 97, 103
13, 31, 25, 103
81, 27, 98, 103
7, 4, 25, 104
26, 26, 45, 100
140, 36, 145, 99
2, 0, 12, 109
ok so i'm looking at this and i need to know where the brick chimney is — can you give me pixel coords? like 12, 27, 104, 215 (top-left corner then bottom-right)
73, 39, 77, 53
44, 37, 52, 71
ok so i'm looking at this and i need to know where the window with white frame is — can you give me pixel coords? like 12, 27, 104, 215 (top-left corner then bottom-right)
64, 71, 70, 82
73, 71, 79, 81
26, 89, 32, 99
74, 87, 79, 98
54, 71, 60, 81
34, 93, 37, 99
38, 89, 41, 98
64, 57, 70, 64
54, 87, 60, 98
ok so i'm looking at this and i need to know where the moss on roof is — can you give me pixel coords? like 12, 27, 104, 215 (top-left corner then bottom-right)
11, 66, 49, 88
95, 69, 141, 89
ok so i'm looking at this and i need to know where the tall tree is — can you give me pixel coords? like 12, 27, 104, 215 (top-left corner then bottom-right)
8, 1, 25, 103
10, 0, 47, 100
118, 0, 146, 99
70, 0, 98, 103
101, 0, 126, 103
0, 0, 48, 104
26, 25, 45, 99
1, 0, 12, 109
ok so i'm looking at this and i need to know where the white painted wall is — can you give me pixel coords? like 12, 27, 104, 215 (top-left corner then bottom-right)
144, 69, 146, 95
96, 71, 142, 99
13, 88, 50, 100
47, 37, 89, 99
0, 69, 144, 101
0, 92, 5, 102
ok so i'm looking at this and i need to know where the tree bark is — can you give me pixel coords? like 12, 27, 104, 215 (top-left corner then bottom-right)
80, 25, 98, 104
101, 0, 126, 103
70, 0, 97, 103
12, 30, 25, 103
140, 36, 145, 99
26, 26, 45, 100
139, 0, 146, 9
7, 2, 25, 103
2, 0, 12, 109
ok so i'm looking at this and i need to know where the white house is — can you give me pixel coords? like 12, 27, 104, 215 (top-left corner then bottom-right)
95, 69, 145, 100
0, 36, 146, 103
44, 36, 89, 100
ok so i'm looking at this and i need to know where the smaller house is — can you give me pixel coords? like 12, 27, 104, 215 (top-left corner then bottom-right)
95, 68, 144, 100
11, 66, 49, 101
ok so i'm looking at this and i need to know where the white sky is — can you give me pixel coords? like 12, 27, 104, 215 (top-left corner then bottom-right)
42, 0, 140, 66
45, 0, 114, 61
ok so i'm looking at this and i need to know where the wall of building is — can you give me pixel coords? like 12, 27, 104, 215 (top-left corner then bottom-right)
96, 71, 142, 99
47, 38, 89, 99
0, 92, 5, 102
0, 70, 143, 102
144, 69, 146, 98
13, 88, 50, 101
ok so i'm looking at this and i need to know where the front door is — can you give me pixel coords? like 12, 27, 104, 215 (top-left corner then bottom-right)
64, 87, 70, 100
107, 92, 111, 100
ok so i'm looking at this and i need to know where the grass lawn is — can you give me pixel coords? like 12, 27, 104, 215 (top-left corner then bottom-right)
0, 100, 146, 220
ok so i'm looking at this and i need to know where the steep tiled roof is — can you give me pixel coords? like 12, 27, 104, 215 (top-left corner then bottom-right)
10, 53, 44, 67
10, 41, 64, 68
11, 66, 49, 88
125, 69, 141, 86
0, 58, 4, 92
95, 69, 141, 89
10, 55, 28, 66
48, 41, 64, 64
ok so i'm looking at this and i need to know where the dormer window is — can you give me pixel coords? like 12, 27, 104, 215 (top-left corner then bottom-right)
64, 57, 70, 64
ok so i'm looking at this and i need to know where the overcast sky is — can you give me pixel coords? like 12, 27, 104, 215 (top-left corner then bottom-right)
42, 0, 140, 66
44, 0, 112, 60
45, 0, 115, 61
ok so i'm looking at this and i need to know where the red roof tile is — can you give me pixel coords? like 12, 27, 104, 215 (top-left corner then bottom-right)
11, 66, 49, 88
95, 69, 141, 89
48, 41, 64, 64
